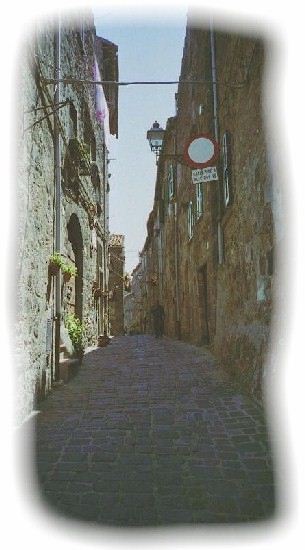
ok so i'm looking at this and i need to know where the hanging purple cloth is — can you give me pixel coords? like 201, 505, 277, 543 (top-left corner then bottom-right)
93, 57, 110, 148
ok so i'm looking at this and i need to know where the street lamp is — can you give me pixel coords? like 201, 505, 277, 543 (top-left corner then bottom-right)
147, 120, 187, 166
146, 121, 165, 164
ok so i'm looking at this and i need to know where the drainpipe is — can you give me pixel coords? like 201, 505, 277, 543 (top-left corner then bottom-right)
210, 19, 223, 264
54, 16, 61, 382
173, 132, 181, 339
104, 147, 110, 336
174, 201, 181, 338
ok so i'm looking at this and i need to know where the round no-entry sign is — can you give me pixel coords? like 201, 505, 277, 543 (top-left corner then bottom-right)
183, 133, 219, 169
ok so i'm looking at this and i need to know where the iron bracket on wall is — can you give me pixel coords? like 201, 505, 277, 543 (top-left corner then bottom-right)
23, 99, 70, 133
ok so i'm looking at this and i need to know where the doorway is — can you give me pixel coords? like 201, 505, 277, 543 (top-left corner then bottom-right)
67, 214, 83, 321
198, 264, 209, 345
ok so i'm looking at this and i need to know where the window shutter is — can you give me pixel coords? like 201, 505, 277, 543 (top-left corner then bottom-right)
196, 183, 204, 219
222, 131, 232, 207
159, 199, 165, 224
188, 201, 194, 239
168, 163, 175, 199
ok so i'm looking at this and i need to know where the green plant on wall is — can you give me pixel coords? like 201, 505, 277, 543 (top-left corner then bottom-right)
79, 141, 91, 162
49, 252, 63, 275
49, 252, 62, 266
64, 312, 85, 356
49, 253, 77, 281
69, 139, 91, 173
62, 262, 78, 278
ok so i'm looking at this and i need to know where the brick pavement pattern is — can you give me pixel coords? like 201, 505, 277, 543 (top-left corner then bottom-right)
35, 335, 275, 526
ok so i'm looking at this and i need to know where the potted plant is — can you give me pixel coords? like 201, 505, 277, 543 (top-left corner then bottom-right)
79, 142, 91, 176
62, 262, 77, 283
93, 287, 102, 299
49, 252, 62, 275
92, 281, 98, 293
98, 332, 110, 347
68, 139, 91, 176
64, 312, 85, 357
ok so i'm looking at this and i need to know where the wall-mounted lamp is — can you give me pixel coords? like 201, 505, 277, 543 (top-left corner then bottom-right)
146, 121, 165, 164
146, 120, 185, 166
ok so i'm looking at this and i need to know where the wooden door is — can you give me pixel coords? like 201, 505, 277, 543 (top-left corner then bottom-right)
198, 265, 209, 344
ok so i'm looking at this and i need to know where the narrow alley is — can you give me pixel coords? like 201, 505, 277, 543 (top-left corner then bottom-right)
34, 336, 275, 526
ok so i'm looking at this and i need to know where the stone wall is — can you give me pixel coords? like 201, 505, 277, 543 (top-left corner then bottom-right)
109, 234, 125, 335
15, 13, 117, 423
132, 21, 275, 399
212, 32, 273, 396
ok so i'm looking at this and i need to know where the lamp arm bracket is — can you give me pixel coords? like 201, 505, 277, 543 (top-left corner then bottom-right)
159, 153, 187, 166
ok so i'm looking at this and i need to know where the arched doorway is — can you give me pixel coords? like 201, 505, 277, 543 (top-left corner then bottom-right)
67, 214, 83, 321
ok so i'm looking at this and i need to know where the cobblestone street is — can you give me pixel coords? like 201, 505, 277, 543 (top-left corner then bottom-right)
34, 336, 275, 526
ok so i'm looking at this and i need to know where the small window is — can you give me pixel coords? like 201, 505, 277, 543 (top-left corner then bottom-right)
187, 201, 194, 239
222, 131, 232, 207
159, 199, 165, 224
83, 104, 95, 161
83, 104, 91, 146
69, 102, 77, 139
196, 183, 204, 219
91, 135, 96, 162
175, 93, 179, 115
80, 21, 86, 44
168, 163, 175, 199
267, 248, 273, 276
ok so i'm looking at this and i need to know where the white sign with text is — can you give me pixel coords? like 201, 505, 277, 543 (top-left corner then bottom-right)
192, 166, 218, 184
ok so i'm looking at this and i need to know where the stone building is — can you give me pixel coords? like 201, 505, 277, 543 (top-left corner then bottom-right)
133, 19, 277, 398
108, 234, 125, 335
123, 251, 149, 335
16, 13, 118, 423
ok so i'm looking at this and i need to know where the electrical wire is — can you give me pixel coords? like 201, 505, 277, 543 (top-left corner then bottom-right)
42, 77, 248, 88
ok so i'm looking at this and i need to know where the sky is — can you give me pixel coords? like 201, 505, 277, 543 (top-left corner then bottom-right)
94, 10, 187, 273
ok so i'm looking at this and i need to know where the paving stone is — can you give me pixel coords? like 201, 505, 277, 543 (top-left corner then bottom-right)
206, 495, 240, 514
94, 479, 122, 492
90, 451, 117, 462
120, 493, 156, 508
34, 335, 275, 526
48, 470, 77, 481
157, 510, 195, 524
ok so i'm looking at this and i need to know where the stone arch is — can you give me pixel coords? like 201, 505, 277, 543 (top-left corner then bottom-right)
67, 214, 83, 321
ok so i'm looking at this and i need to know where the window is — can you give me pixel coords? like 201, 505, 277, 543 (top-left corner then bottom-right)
83, 104, 91, 145
69, 102, 77, 139
175, 93, 179, 115
83, 104, 95, 161
187, 201, 194, 239
91, 135, 96, 162
198, 104, 204, 116
168, 163, 175, 199
222, 131, 232, 207
159, 199, 165, 224
196, 183, 204, 219
80, 21, 86, 44
267, 248, 273, 276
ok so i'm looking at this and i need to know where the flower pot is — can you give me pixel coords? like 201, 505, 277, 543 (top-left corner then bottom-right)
94, 288, 102, 299
63, 272, 71, 283
49, 261, 60, 276
98, 334, 110, 347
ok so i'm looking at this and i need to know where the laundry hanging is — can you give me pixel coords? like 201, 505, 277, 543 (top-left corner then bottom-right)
93, 56, 110, 149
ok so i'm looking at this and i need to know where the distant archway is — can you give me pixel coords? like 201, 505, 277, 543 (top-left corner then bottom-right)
67, 214, 83, 321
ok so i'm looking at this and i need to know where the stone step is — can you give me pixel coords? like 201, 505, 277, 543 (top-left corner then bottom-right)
59, 357, 81, 383
60, 343, 71, 361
